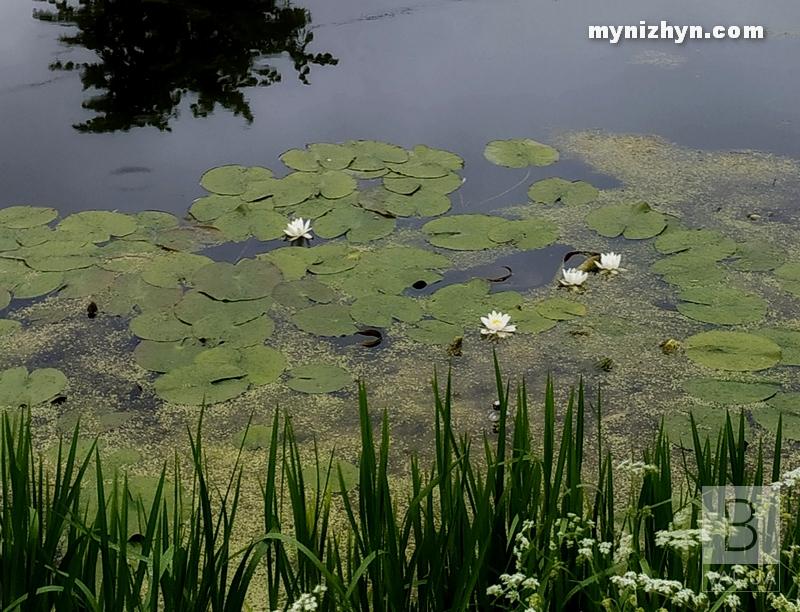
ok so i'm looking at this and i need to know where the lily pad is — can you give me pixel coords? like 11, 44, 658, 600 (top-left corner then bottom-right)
0, 206, 58, 229
306, 244, 359, 276
682, 378, 780, 404
200, 165, 272, 196
350, 295, 423, 327
192, 259, 282, 301
484, 139, 559, 168
174, 292, 270, 326
314, 201, 395, 242
134, 339, 205, 373
534, 298, 587, 321
752, 393, 800, 439
754, 328, 800, 366
528, 178, 599, 206
774, 263, 800, 297
684, 331, 781, 372
0, 319, 21, 336
651, 252, 726, 288
318, 171, 358, 199
308, 143, 356, 170
211, 205, 286, 242
232, 424, 275, 450
586, 202, 668, 239
422, 215, 507, 251
153, 362, 248, 405
273, 279, 336, 309
487, 217, 559, 250
512, 308, 558, 333
58, 211, 138, 242
262, 247, 321, 281
292, 304, 357, 337
286, 364, 352, 394
59, 268, 116, 298
347, 140, 408, 163
0, 367, 68, 407
141, 253, 212, 289
730, 241, 785, 272
655, 229, 737, 259
271, 173, 320, 208
406, 320, 462, 345
303, 459, 359, 493
12, 271, 64, 298
189, 194, 244, 222
426, 279, 522, 326
382, 191, 451, 218
104, 275, 182, 316
191, 314, 274, 348
195, 345, 286, 385
676, 286, 767, 325
130, 311, 192, 342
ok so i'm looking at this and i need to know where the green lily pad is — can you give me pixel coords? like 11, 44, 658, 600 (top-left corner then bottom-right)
676, 286, 767, 325
174, 291, 270, 325
586, 202, 668, 239
270, 173, 320, 208
104, 275, 182, 316
318, 171, 358, 199
303, 459, 359, 494
682, 378, 780, 404
534, 298, 587, 321
280, 149, 324, 172
314, 201, 394, 242
130, 310, 192, 342
651, 252, 726, 288
0, 206, 58, 229
134, 339, 205, 373
350, 295, 423, 327
381, 190, 452, 218
383, 173, 462, 196
426, 279, 522, 326
211, 205, 286, 242
0, 367, 68, 407
153, 362, 248, 405
0, 319, 21, 337
232, 424, 275, 450
487, 217, 559, 250
262, 247, 321, 281
12, 271, 64, 299
422, 215, 507, 251
195, 345, 286, 385
729, 241, 785, 272
286, 364, 352, 394
58, 211, 138, 242
483, 139, 559, 168
192, 259, 282, 301
141, 253, 213, 289
406, 320, 462, 345
347, 140, 408, 164
407, 145, 464, 171
306, 244, 359, 276
754, 328, 800, 366
200, 165, 272, 195
685, 331, 781, 372
292, 304, 357, 337
512, 308, 558, 333
0, 288, 9, 310
273, 279, 336, 309
775, 263, 800, 297
528, 178, 599, 206
59, 268, 116, 298
308, 143, 356, 170
753, 393, 800, 439
655, 229, 737, 259
189, 194, 244, 222
191, 313, 274, 348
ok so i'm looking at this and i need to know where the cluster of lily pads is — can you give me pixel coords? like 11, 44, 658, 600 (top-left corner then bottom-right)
0, 136, 797, 421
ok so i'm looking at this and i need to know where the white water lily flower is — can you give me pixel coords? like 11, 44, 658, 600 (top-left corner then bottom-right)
480, 311, 516, 338
560, 268, 588, 287
596, 252, 622, 273
284, 218, 313, 241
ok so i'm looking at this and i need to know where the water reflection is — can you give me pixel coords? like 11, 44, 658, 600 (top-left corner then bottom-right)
33, 0, 337, 132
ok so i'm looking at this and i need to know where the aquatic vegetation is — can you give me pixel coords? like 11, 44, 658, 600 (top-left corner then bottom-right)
528, 177, 599, 206
596, 251, 622, 273
3, 364, 800, 610
480, 310, 516, 338
483, 138, 559, 167
586, 201, 669, 239
560, 267, 589, 287
0, 366, 67, 407
684, 331, 782, 371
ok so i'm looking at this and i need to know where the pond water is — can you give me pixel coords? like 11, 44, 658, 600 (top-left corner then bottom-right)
1, 0, 800, 509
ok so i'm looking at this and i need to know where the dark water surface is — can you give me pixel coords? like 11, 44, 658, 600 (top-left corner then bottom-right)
0, 0, 798, 216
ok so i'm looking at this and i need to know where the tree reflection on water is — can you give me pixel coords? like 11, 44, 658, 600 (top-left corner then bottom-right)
34, 0, 338, 132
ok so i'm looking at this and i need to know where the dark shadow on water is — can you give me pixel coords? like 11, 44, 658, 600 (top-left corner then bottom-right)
33, 0, 338, 132
409, 244, 574, 296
